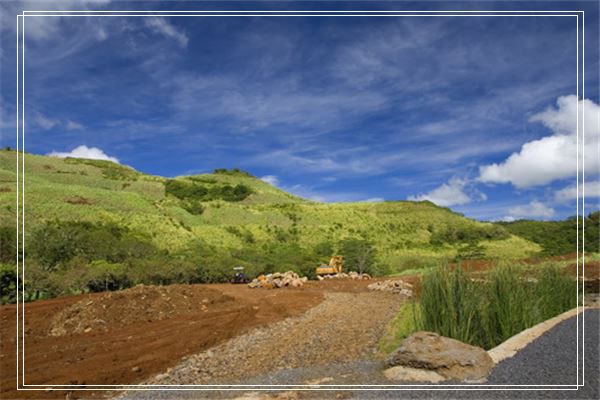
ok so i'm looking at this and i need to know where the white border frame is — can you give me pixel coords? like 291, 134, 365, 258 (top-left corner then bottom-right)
14, 7, 587, 393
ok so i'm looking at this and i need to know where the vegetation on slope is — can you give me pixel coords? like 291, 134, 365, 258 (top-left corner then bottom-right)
0, 150, 546, 302
496, 212, 600, 256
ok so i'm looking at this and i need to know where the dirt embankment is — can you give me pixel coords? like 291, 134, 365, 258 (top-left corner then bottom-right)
0, 283, 324, 400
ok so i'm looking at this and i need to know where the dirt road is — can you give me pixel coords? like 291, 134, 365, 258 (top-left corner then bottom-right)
0, 283, 326, 399
1, 279, 398, 400
135, 290, 401, 387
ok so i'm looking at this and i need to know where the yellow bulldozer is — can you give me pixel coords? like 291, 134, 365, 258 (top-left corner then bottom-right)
316, 255, 344, 276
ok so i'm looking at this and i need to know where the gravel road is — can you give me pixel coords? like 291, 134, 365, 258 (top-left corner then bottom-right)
120, 309, 598, 400
122, 291, 401, 388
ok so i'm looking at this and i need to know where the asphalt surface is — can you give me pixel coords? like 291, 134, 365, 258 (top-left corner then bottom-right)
121, 309, 599, 400
348, 308, 599, 400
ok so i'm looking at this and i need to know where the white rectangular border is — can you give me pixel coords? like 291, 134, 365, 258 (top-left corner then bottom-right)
14, 8, 587, 392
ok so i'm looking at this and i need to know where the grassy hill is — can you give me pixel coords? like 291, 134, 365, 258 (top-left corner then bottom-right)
496, 213, 599, 256
0, 150, 541, 301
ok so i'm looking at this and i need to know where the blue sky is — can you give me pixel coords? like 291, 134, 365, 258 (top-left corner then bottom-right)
0, 1, 598, 221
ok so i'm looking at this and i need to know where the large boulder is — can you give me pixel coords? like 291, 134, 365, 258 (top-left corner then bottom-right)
386, 331, 494, 382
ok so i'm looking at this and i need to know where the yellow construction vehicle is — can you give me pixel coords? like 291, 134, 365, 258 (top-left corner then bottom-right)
316, 255, 344, 276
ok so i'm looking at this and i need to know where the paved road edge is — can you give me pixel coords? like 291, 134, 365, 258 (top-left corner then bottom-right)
488, 306, 592, 364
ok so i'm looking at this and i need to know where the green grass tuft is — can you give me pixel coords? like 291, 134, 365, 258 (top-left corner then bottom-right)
415, 262, 579, 349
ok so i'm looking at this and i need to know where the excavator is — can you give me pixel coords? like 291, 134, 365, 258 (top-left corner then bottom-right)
315, 255, 344, 276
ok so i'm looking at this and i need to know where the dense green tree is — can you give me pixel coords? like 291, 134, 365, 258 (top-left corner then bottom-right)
339, 238, 377, 274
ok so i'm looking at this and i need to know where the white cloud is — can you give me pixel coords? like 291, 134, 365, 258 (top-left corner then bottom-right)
34, 112, 60, 130
33, 112, 84, 131
145, 17, 188, 48
554, 181, 600, 203
1, 1, 111, 40
408, 178, 473, 207
260, 175, 279, 186
66, 120, 84, 130
506, 201, 555, 220
479, 95, 600, 188
47, 145, 119, 163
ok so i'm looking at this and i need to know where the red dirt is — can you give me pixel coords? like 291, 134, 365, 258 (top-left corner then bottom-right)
565, 260, 600, 278
0, 279, 378, 400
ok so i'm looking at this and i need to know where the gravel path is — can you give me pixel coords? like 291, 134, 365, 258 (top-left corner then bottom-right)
120, 309, 598, 400
121, 291, 401, 392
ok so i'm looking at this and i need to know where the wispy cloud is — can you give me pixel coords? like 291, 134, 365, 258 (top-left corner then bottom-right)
33, 111, 84, 132
34, 112, 59, 130
260, 175, 279, 186
555, 181, 600, 203
504, 201, 555, 220
66, 120, 84, 130
145, 17, 189, 48
0, 1, 112, 40
408, 178, 485, 207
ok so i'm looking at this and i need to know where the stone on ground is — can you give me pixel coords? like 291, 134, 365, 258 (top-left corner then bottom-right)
383, 365, 446, 383
386, 331, 494, 381
248, 271, 305, 289
368, 279, 413, 297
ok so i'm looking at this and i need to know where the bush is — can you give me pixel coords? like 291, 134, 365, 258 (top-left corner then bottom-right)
0, 263, 18, 304
181, 199, 205, 215
30, 221, 158, 270
165, 179, 252, 202
129, 257, 201, 286
213, 168, 254, 177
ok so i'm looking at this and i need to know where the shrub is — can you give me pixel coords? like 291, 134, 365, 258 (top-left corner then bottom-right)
0, 263, 18, 304
30, 221, 157, 270
213, 168, 254, 177
181, 199, 205, 215
129, 257, 200, 286
79, 260, 131, 292
165, 179, 252, 202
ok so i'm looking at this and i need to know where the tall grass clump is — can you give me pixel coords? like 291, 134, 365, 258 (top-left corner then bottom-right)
416, 262, 578, 349
417, 265, 483, 345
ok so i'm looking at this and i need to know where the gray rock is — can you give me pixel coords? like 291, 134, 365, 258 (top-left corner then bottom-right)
387, 331, 494, 381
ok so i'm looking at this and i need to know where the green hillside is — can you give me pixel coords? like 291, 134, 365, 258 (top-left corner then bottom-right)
0, 150, 541, 301
496, 213, 600, 256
